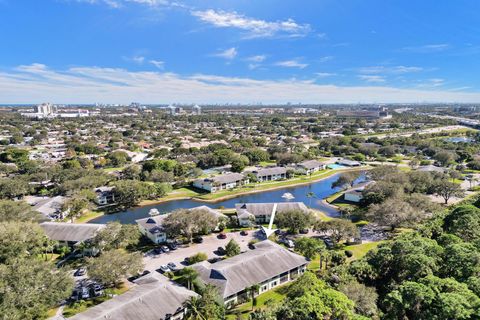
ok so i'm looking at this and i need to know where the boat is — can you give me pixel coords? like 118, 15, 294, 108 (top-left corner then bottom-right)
148, 208, 160, 216
281, 192, 295, 200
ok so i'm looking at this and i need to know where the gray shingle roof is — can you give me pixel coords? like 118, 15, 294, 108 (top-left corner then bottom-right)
69, 273, 197, 320
40, 222, 105, 243
192, 240, 308, 298
298, 160, 325, 170
235, 202, 308, 217
135, 214, 170, 234
253, 167, 287, 176
189, 206, 227, 219
197, 173, 245, 185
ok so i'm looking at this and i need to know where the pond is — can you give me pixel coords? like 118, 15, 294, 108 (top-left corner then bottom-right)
90, 172, 366, 224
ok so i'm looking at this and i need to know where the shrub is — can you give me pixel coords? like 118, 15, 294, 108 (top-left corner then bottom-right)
344, 250, 353, 258
187, 252, 207, 265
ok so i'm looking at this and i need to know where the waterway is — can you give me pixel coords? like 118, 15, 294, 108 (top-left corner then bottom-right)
91, 172, 366, 224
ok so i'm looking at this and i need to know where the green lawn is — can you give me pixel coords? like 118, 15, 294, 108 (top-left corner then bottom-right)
226, 284, 289, 319
344, 241, 384, 260
75, 210, 104, 223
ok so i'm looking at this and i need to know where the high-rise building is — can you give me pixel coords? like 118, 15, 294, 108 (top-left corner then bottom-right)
34, 103, 56, 115
192, 104, 202, 115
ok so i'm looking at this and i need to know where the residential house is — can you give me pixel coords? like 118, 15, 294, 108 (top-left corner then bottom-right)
94, 186, 116, 206
296, 160, 326, 175
192, 240, 308, 306
40, 222, 105, 253
193, 173, 247, 193
336, 159, 361, 167
24, 195, 68, 220
252, 167, 287, 182
235, 202, 308, 227
70, 273, 198, 320
136, 214, 170, 244
136, 206, 226, 243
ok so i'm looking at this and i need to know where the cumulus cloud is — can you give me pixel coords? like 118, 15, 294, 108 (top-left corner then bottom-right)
213, 47, 238, 60
191, 9, 311, 38
149, 59, 165, 69
2, 63, 479, 104
275, 60, 308, 69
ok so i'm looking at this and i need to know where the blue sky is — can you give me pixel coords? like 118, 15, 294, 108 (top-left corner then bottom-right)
1, 0, 480, 103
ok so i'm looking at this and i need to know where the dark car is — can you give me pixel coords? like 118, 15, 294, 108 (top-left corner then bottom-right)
167, 242, 178, 250
153, 247, 163, 255
208, 257, 223, 263
299, 228, 309, 234
216, 246, 226, 256
240, 230, 249, 236
193, 236, 203, 243
127, 270, 151, 282
74, 268, 86, 277
217, 232, 227, 239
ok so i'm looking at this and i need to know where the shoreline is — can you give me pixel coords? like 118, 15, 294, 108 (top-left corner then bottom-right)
82, 167, 368, 223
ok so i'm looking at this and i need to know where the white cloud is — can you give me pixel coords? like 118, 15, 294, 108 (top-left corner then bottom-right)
275, 60, 308, 69
213, 47, 237, 60
358, 65, 423, 74
318, 56, 334, 63
403, 44, 450, 53
358, 75, 386, 83
75, 0, 170, 8
246, 55, 266, 63
150, 59, 165, 69
2, 63, 480, 104
315, 72, 336, 77
191, 9, 311, 38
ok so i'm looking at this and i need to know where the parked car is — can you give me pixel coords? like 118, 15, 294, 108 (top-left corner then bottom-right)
127, 270, 150, 282
240, 230, 249, 236
167, 242, 178, 250
216, 246, 226, 256
158, 265, 171, 273
299, 228, 309, 234
323, 238, 334, 249
193, 236, 203, 243
153, 247, 163, 255
74, 268, 86, 277
161, 245, 170, 253
167, 262, 178, 271
80, 287, 90, 299
281, 238, 295, 248
90, 284, 104, 297
218, 232, 227, 239
208, 257, 223, 263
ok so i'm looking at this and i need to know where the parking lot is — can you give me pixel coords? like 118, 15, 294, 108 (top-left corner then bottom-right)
142, 230, 261, 272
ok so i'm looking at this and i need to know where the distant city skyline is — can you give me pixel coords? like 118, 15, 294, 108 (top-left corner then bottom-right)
1, 0, 480, 103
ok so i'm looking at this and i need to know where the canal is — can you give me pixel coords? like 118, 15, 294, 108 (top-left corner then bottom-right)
91, 172, 366, 224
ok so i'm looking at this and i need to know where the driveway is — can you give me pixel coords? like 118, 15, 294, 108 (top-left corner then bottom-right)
142, 230, 263, 272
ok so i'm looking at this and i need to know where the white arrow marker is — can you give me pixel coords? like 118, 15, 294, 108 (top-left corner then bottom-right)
261, 203, 277, 238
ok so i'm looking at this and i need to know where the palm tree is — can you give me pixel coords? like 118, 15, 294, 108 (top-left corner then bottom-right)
184, 296, 206, 320
248, 284, 260, 311
306, 192, 315, 207
181, 267, 199, 291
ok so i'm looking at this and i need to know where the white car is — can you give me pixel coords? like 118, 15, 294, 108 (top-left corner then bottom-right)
158, 265, 171, 273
